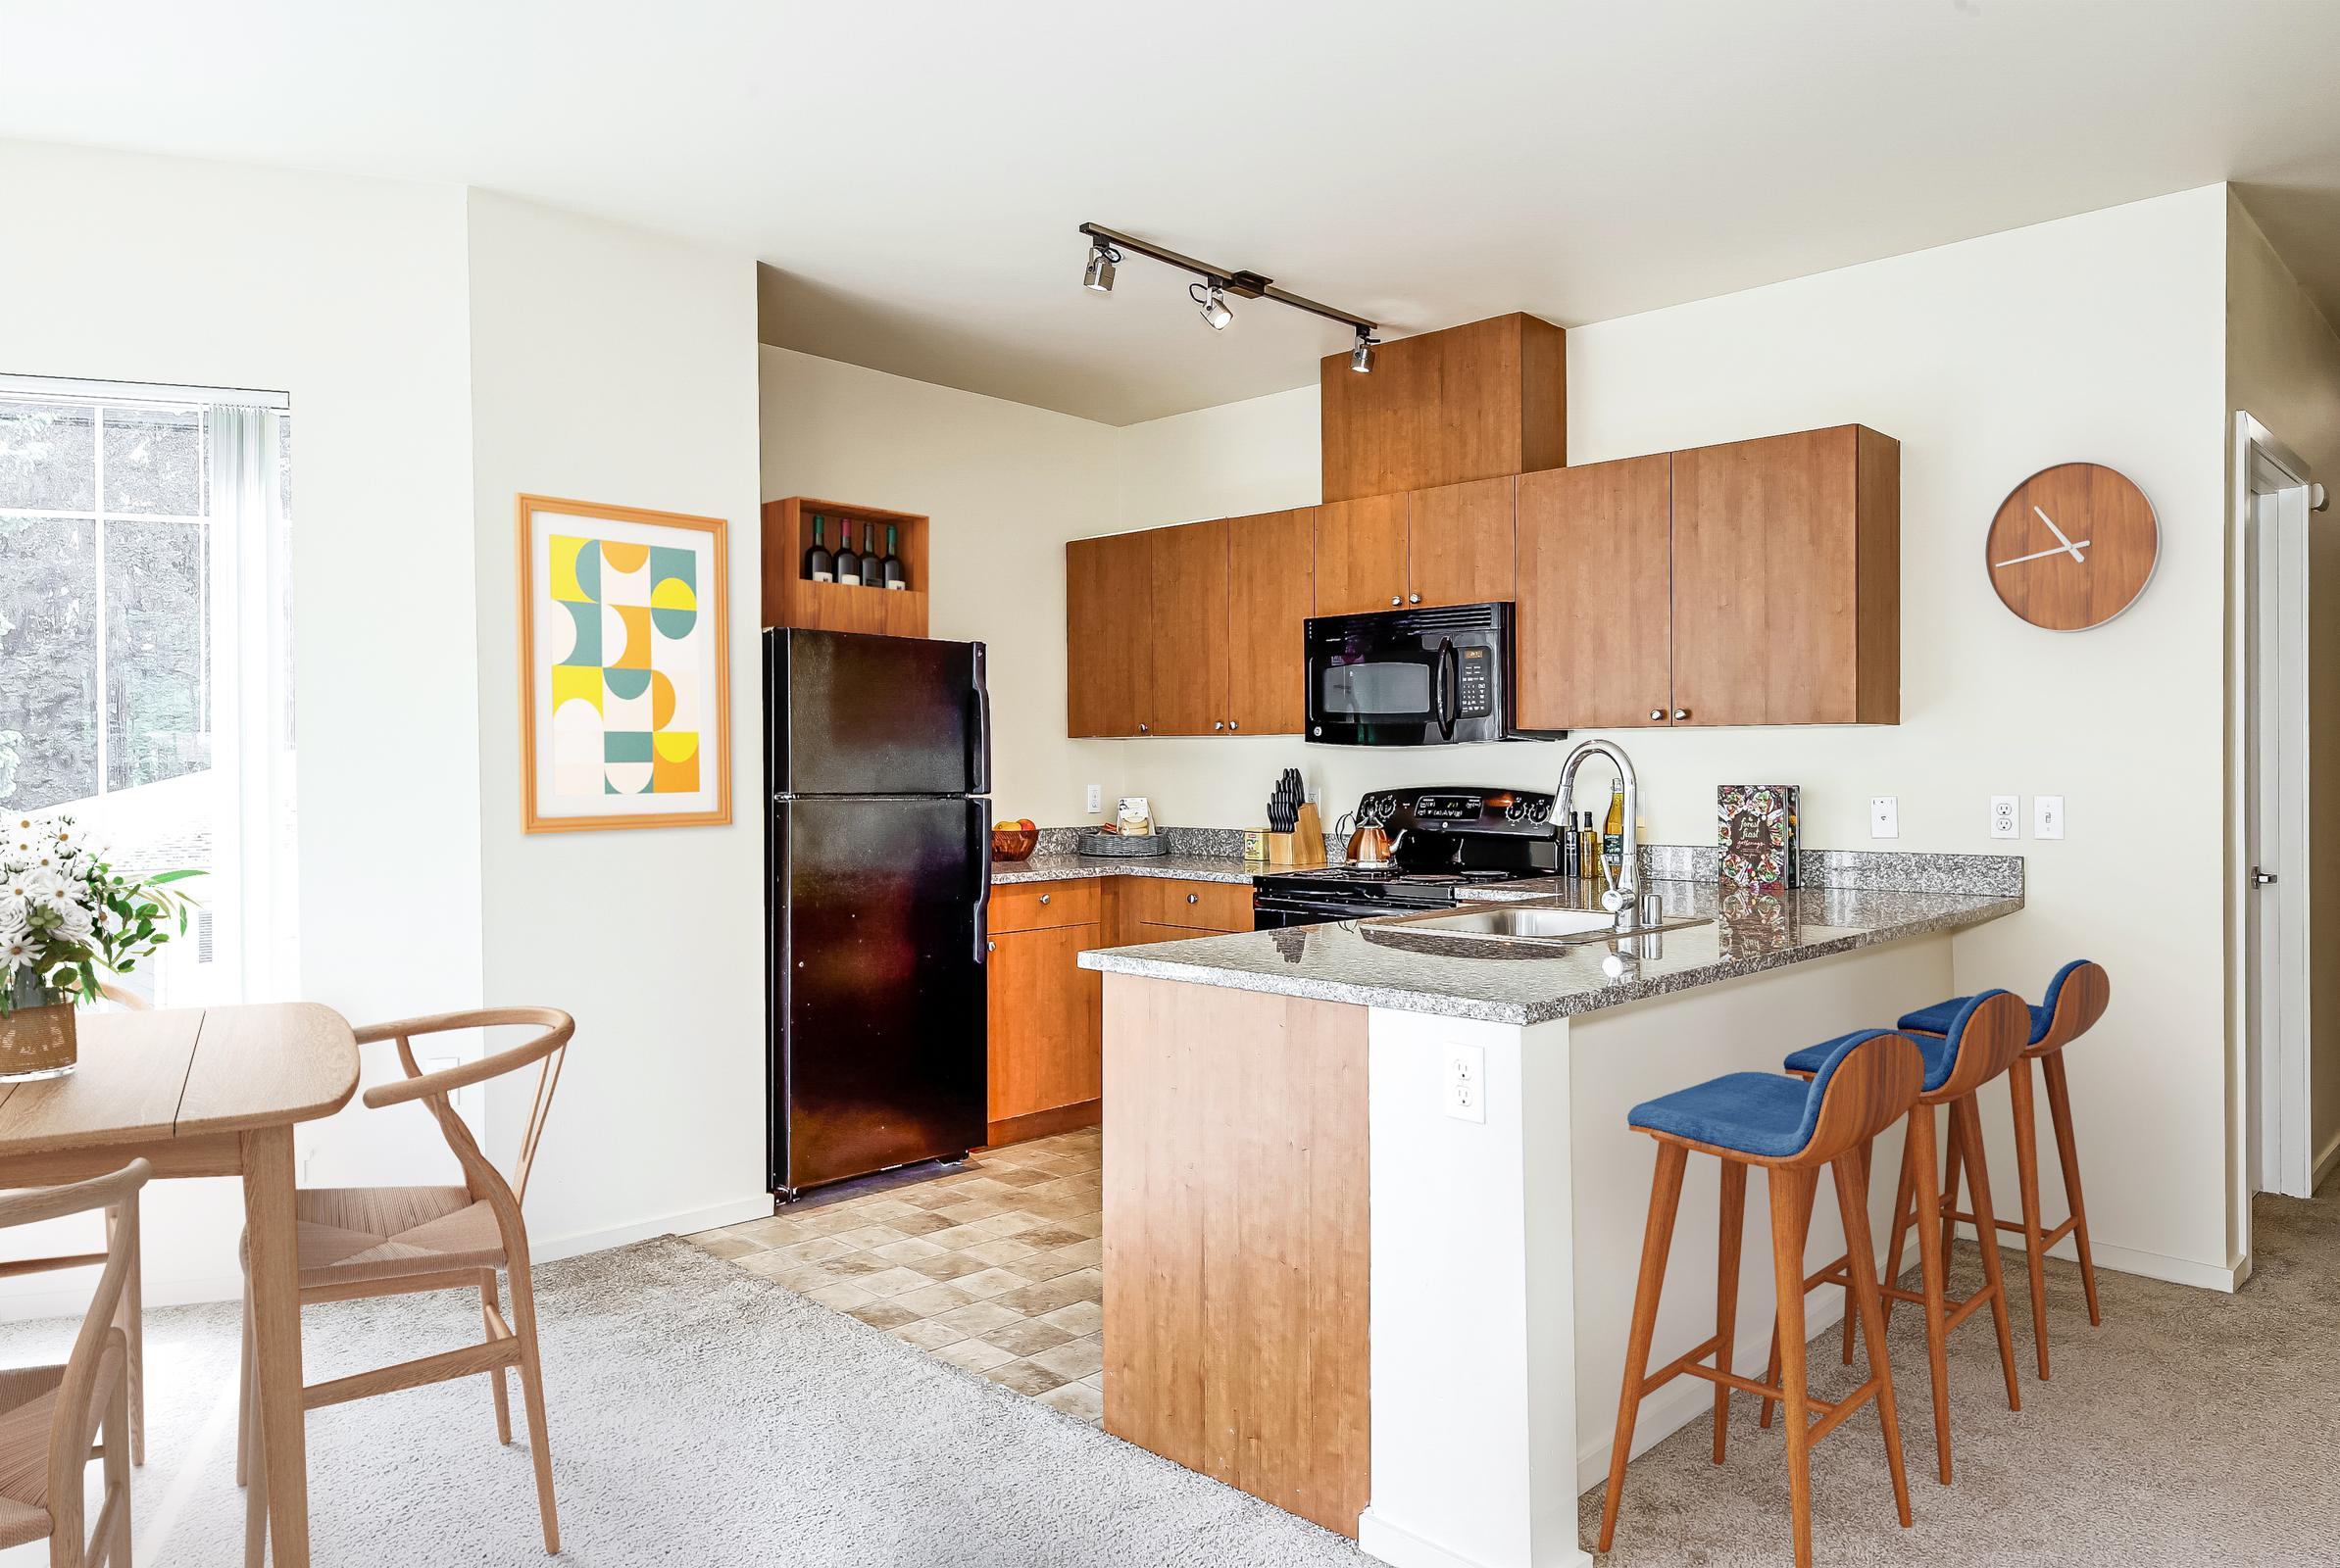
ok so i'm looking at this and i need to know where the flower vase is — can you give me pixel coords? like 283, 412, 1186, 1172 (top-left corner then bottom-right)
0, 974, 77, 1082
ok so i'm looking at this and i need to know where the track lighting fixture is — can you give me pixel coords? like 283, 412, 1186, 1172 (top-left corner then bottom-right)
1082, 239, 1120, 293
1192, 280, 1233, 330
1078, 221, 1376, 356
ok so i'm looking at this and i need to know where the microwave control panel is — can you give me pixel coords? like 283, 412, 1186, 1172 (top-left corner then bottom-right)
1455, 645, 1494, 715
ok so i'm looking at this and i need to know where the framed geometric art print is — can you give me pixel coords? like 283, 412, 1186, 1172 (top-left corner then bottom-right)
516, 494, 732, 833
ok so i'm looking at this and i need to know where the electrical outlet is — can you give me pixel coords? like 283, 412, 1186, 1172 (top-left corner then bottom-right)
2034, 795, 2065, 840
1443, 1042, 1486, 1123
1869, 796, 1898, 839
1084, 783, 1102, 814
1306, 784, 1322, 807
1990, 796, 2019, 840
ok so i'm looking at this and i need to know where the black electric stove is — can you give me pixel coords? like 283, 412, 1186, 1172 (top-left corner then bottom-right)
1252, 785, 1562, 929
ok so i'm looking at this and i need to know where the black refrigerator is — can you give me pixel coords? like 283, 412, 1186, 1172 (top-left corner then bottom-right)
766, 628, 991, 1198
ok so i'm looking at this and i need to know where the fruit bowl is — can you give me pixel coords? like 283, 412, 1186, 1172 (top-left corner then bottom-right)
990, 827, 1039, 862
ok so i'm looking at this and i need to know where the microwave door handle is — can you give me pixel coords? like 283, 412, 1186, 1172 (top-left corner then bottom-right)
1434, 638, 1458, 741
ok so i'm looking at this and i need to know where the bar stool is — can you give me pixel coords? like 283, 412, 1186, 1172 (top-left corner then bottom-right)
1599, 1030, 1924, 1568
1763, 990, 2029, 1485
1894, 959, 2110, 1379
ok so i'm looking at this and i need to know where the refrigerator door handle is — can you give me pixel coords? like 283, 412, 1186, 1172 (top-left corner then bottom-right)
970, 798, 993, 963
969, 666, 993, 797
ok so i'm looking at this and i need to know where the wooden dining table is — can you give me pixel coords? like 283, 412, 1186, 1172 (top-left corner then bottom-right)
0, 1003, 358, 1568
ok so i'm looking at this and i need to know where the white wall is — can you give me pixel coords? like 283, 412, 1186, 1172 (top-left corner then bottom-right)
2226, 193, 2340, 1188
468, 191, 770, 1253
0, 139, 483, 1311
757, 347, 1120, 826
1102, 187, 2239, 1280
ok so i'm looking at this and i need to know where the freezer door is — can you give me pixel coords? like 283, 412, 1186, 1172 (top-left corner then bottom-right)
767, 628, 989, 798
772, 795, 990, 1193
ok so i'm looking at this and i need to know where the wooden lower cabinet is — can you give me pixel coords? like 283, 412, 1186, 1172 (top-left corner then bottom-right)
1102, 975, 1369, 1536
986, 921, 1102, 1140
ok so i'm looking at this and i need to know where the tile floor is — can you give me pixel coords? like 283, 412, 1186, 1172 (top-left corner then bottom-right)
685, 1127, 1107, 1424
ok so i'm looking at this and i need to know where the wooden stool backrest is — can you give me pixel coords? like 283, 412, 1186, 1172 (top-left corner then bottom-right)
1929, 990, 2031, 1101
1799, 1032, 1926, 1169
2030, 960, 2109, 1054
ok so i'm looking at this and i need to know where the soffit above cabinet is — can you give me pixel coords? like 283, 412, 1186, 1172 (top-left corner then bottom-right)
1318, 313, 1566, 503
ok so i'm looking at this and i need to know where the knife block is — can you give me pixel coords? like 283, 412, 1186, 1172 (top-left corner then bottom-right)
1265, 803, 1326, 867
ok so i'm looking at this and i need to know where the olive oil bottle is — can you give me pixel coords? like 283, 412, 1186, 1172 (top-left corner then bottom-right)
1602, 779, 1626, 891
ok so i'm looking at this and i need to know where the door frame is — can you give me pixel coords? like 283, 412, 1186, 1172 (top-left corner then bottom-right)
2234, 412, 2315, 1212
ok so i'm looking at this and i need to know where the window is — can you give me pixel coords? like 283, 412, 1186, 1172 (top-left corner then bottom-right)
0, 378, 296, 1004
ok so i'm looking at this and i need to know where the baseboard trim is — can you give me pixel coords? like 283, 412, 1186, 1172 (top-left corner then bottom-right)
984, 1100, 1101, 1149
1941, 1221, 2245, 1295
532, 1194, 775, 1264
1358, 1507, 1593, 1568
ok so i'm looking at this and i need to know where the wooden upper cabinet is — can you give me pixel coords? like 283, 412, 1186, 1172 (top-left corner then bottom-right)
1319, 313, 1566, 503
1668, 425, 1900, 726
1227, 508, 1315, 736
1067, 531, 1155, 737
1149, 521, 1232, 735
1406, 475, 1516, 609
1516, 458, 1673, 730
1314, 494, 1410, 616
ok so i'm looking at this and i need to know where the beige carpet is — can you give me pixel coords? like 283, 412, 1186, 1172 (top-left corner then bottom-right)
1579, 1180, 2340, 1564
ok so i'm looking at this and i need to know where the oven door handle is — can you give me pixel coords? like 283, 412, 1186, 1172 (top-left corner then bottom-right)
1433, 638, 1459, 741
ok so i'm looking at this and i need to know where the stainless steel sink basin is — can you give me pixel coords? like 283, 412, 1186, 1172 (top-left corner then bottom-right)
1370, 898, 1711, 949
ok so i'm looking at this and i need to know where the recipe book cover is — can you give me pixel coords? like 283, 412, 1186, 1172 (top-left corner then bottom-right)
1718, 785, 1798, 896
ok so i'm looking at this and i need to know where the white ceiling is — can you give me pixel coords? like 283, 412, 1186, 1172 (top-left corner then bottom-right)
6, 1, 2340, 425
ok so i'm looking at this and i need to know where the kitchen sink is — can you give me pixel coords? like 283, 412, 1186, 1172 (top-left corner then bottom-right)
1370, 899, 1711, 948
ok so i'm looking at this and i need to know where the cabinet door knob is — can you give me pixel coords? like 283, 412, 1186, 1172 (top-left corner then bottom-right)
1228, 719, 1240, 731
986, 940, 996, 953
1673, 708, 1689, 721
1650, 709, 1666, 721
1214, 720, 1225, 731
1390, 595, 1402, 607
1408, 593, 1421, 604
1138, 722, 1149, 733
1186, 893, 1200, 905
1038, 893, 1051, 905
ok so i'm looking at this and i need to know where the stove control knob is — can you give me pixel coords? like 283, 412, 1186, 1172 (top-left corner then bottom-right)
1528, 800, 1550, 823
1505, 800, 1527, 822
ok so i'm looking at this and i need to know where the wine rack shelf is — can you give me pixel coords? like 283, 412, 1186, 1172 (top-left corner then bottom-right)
762, 496, 929, 638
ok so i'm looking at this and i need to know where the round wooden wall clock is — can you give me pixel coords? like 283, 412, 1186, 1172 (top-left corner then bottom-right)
1985, 463, 2159, 630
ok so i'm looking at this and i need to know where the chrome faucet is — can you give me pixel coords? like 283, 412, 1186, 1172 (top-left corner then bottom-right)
1555, 738, 1640, 935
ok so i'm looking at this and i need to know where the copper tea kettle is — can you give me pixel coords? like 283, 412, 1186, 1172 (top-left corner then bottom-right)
1339, 812, 1395, 866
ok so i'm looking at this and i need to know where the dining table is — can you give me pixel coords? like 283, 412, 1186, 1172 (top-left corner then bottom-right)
0, 1002, 359, 1568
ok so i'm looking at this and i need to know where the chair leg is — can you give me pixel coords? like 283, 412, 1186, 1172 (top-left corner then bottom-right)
1599, 1142, 1689, 1552
1769, 1165, 1821, 1568
506, 1261, 563, 1555
482, 1270, 514, 1445
1841, 1124, 1913, 1368
1877, 1118, 1918, 1338
2041, 1053, 2105, 1327
1906, 1103, 1954, 1485
103, 1369, 131, 1568
1832, 1141, 1912, 1528
1936, 1105, 1965, 1268
242, 1290, 267, 1568
235, 1283, 251, 1489
1952, 1094, 2021, 1412
1713, 1159, 1746, 1465
106, 1206, 145, 1468
2005, 1056, 2054, 1379
1757, 1168, 1821, 1431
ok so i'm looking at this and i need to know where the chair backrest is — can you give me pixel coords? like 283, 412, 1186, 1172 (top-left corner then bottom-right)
2033, 959, 2110, 1054
95, 982, 147, 1011
355, 1008, 575, 1219
0, 1160, 148, 1539
1798, 1031, 1926, 1168
1928, 990, 2031, 1100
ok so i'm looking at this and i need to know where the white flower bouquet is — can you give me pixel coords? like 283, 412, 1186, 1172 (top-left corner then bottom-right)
0, 812, 200, 1011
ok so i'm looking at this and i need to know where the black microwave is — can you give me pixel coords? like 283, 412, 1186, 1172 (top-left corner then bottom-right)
1303, 602, 1561, 746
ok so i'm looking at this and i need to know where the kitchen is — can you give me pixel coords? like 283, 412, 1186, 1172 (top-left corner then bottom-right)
735, 195, 2230, 1568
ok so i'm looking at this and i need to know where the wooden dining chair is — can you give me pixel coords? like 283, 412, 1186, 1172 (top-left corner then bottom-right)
0, 1158, 148, 1566
238, 1007, 573, 1562
4, 986, 150, 1466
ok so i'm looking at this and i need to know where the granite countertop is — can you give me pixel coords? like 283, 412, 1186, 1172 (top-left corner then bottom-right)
991, 852, 1260, 886
1075, 879, 2023, 1025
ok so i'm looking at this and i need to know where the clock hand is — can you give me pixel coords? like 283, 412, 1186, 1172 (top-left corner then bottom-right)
2033, 505, 2087, 563
1994, 540, 2093, 568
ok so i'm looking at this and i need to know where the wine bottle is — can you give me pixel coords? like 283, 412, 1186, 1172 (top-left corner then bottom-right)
805, 514, 834, 584
858, 522, 883, 587
882, 523, 907, 590
1602, 780, 1626, 890
834, 521, 860, 587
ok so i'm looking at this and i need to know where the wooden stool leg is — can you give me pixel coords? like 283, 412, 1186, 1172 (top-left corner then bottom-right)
1599, 1143, 1690, 1552
1876, 1121, 1918, 1338
1770, 1165, 1822, 1568
482, 1268, 515, 1444
2005, 1056, 2054, 1379
2042, 1053, 2104, 1326
1833, 1142, 1913, 1528
1951, 1093, 2021, 1412
1937, 1105, 1965, 1266
1714, 1160, 1747, 1464
1906, 1103, 1954, 1484
1757, 1167, 1820, 1430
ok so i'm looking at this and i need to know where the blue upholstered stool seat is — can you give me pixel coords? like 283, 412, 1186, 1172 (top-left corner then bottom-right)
1782, 1027, 1950, 1089
1629, 1030, 1896, 1158
1893, 959, 2095, 1046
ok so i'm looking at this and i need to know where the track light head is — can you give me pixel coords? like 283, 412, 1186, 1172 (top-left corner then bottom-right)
1191, 280, 1233, 330
1350, 328, 1378, 373
1083, 240, 1119, 293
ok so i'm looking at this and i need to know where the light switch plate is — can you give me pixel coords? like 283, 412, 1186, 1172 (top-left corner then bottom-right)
1443, 1042, 1486, 1123
1869, 796, 1899, 839
1990, 796, 2019, 840
1084, 784, 1102, 813
2034, 795, 2065, 840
